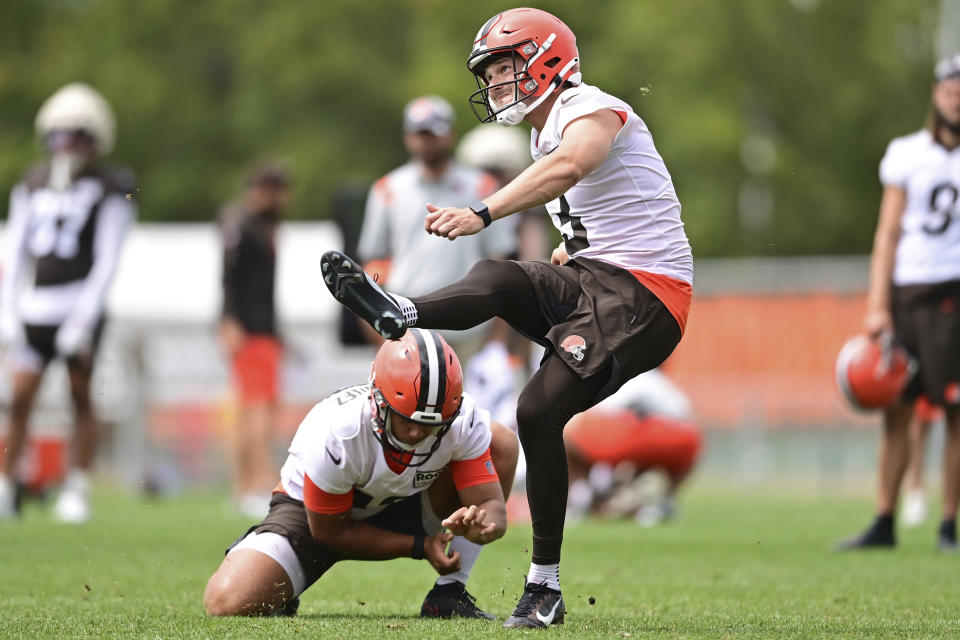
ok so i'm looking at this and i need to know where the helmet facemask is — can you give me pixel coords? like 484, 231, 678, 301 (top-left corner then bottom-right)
467, 11, 581, 127
369, 386, 456, 468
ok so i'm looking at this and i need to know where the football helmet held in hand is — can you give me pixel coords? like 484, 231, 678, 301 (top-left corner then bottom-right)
835, 334, 916, 411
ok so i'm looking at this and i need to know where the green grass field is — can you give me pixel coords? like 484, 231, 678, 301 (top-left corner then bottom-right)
2, 483, 959, 639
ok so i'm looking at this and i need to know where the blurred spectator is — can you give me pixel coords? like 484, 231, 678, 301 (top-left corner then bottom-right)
356, 96, 516, 356
837, 53, 960, 551
218, 161, 290, 519
563, 368, 701, 526
0, 83, 135, 522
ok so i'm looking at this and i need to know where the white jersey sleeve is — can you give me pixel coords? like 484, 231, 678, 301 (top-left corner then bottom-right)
0, 184, 31, 342
448, 393, 494, 462
879, 137, 912, 188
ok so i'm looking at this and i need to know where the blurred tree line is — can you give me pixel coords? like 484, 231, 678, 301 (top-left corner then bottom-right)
0, 0, 942, 256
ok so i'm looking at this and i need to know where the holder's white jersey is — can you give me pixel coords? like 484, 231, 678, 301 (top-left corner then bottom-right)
879, 129, 960, 286
531, 83, 693, 284
279, 384, 493, 520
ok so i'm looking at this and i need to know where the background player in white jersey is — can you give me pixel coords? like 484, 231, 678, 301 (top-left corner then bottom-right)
0, 83, 135, 523
837, 53, 960, 551
204, 329, 519, 620
322, 7, 693, 628
356, 95, 516, 355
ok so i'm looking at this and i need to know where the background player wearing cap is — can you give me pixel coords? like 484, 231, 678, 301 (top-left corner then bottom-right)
0, 83, 135, 522
203, 329, 519, 620
356, 95, 517, 356
218, 161, 292, 519
837, 53, 960, 551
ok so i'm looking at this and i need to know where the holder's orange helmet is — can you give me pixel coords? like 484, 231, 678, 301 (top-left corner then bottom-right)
369, 329, 463, 467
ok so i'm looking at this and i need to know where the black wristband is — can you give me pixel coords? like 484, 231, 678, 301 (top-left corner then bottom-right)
412, 534, 425, 560
469, 201, 492, 227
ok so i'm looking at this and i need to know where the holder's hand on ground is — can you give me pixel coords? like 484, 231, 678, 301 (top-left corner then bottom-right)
425, 531, 461, 575
442, 505, 498, 545
425, 203, 485, 240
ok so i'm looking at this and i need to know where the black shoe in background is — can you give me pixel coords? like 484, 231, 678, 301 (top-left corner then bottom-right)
834, 515, 896, 551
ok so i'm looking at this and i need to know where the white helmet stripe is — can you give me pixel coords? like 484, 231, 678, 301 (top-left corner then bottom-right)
413, 328, 444, 413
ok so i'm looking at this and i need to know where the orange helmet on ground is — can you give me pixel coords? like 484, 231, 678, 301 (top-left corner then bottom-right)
467, 8, 581, 126
369, 328, 463, 467
835, 334, 916, 411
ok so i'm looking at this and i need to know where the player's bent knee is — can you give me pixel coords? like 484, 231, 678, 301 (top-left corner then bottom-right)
203, 576, 241, 616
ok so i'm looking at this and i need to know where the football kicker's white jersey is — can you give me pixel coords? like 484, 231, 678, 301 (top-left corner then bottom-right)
531, 83, 693, 284
880, 129, 960, 286
279, 384, 492, 520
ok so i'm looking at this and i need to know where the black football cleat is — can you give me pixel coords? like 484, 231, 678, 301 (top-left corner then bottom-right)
834, 520, 896, 551
503, 581, 565, 628
420, 582, 496, 620
937, 520, 957, 552
270, 596, 299, 617
321, 250, 406, 340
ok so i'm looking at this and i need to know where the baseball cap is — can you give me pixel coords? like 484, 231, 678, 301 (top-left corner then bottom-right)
935, 53, 960, 82
403, 95, 455, 136
247, 161, 290, 188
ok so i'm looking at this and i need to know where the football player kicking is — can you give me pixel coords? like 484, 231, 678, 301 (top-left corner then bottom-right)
321, 7, 692, 628
204, 329, 519, 619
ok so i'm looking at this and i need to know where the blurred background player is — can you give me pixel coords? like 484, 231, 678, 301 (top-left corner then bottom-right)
204, 329, 519, 619
838, 53, 960, 551
0, 83, 135, 522
218, 161, 291, 519
355, 96, 517, 357
564, 368, 701, 526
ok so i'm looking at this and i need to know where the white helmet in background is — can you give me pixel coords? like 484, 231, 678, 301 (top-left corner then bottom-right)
35, 82, 116, 154
456, 123, 530, 177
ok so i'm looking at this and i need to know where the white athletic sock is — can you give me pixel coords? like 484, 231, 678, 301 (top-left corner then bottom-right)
527, 562, 560, 591
435, 537, 482, 586
63, 469, 90, 495
389, 294, 418, 326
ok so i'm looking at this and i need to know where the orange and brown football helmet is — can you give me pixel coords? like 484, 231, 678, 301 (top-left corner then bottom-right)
835, 334, 916, 411
467, 8, 581, 125
369, 328, 463, 467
